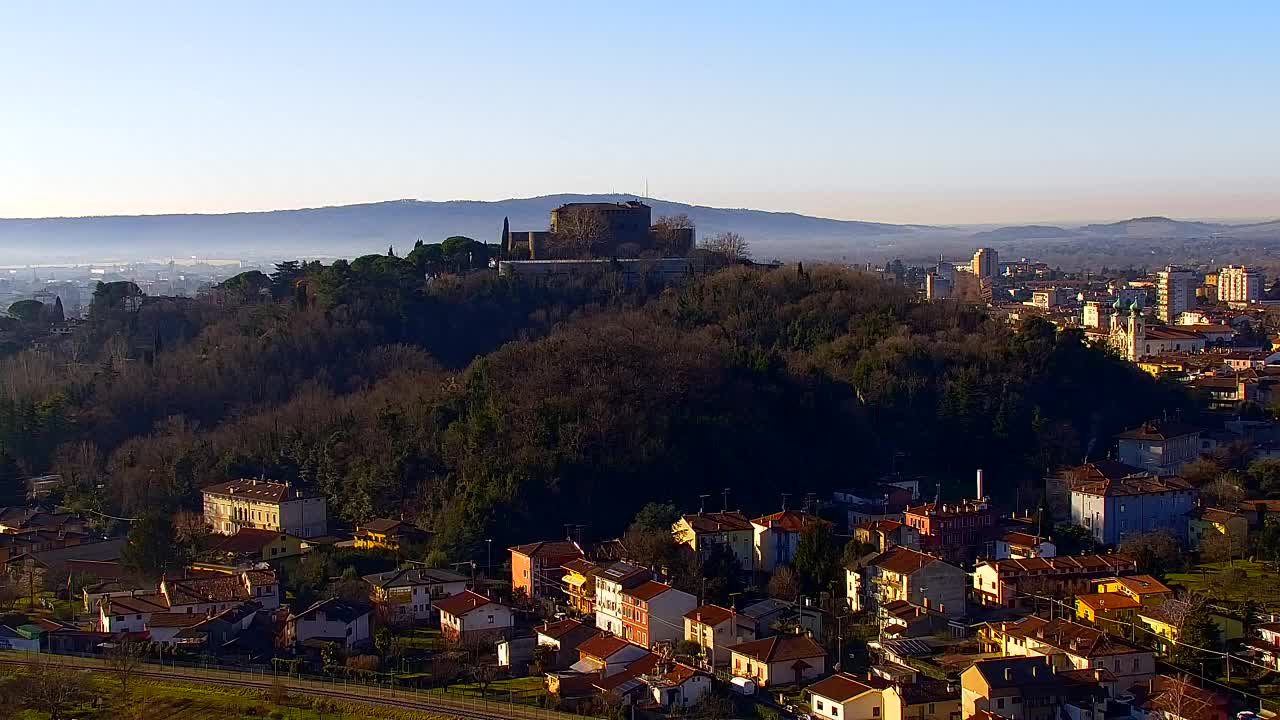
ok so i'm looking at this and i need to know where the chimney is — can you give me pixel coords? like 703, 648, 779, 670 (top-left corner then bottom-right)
1032, 665, 1040, 677
976, 469, 985, 501
1094, 669, 1103, 681
1004, 667, 1013, 681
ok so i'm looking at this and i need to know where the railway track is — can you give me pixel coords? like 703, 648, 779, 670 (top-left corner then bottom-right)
0, 655, 588, 720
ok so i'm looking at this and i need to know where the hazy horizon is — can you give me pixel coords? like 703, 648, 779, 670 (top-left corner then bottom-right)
3, 3, 1278, 224
0, 192, 1276, 230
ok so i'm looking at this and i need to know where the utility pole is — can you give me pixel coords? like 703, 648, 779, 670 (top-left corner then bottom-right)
698, 494, 710, 514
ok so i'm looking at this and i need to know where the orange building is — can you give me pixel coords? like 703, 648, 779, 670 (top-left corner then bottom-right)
509, 540, 584, 601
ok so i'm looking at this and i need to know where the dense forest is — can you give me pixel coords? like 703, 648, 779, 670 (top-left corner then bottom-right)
0, 255, 1191, 562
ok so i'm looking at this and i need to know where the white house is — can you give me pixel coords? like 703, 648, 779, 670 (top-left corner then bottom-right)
646, 663, 714, 709
1115, 422, 1201, 476
752, 511, 825, 573
99, 593, 168, 633
434, 590, 513, 646
363, 567, 469, 624
287, 598, 372, 648
593, 561, 651, 637
994, 532, 1056, 560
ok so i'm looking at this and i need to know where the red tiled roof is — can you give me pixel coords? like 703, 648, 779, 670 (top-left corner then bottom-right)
1072, 473, 1192, 497
1002, 532, 1048, 547
1076, 593, 1141, 611
432, 590, 493, 617
728, 634, 825, 663
210, 528, 292, 555
751, 510, 826, 532
1105, 575, 1171, 596
857, 520, 907, 533
577, 634, 633, 660
871, 546, 941, 575
681, 512, 753, 533
508, 540, 583, 561
684, 604, 735, 627
538, 617, 589, 640
807, 673, 876, 702
624, 580, 673, 602
201, 480, 318, 502
1116, 421, 1201, 441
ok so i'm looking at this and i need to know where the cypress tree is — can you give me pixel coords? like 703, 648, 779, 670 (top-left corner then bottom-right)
500, 216, 510, 257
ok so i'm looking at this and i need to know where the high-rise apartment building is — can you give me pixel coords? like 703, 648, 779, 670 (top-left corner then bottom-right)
1155, 266, 1196, 323
971, 248, 998, 279
1217, 265, 1264, 303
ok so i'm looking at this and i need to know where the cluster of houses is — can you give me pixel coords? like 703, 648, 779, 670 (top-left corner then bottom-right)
4, 409, 1279, 719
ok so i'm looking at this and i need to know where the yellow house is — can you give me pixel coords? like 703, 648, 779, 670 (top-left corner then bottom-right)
1186, 507, 1248, 552
672, 512, 755, 573
1093, 575, 1172, 606
353, 518, 432, 552
560, 558, 601, 616
1075, 592, 1141, 633
884, 682, 962, 720
208, 527, 307, 563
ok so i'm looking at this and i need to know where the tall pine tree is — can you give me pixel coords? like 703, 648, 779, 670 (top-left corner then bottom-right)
500, 216, 510, 258
0, 449, 23, 507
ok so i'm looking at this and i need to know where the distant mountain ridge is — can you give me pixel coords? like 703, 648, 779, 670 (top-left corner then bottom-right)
0, 194, 934, 263
973, 215, 1280, 243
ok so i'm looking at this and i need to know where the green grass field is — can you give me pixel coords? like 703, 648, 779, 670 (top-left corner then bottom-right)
1165, 560, 1280, 612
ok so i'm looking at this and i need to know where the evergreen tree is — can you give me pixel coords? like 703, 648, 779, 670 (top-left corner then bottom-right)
0, 449, 24, 507
120, 511, 184, 577
500, 216, 510, 256
51, 296, 65, 323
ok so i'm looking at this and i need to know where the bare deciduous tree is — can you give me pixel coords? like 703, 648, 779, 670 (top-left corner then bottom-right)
551, 207, 609, 258
651, 213, 696, 256
17, 659, 93, 720
701, 231, 751, 260
106, 637, 148, 711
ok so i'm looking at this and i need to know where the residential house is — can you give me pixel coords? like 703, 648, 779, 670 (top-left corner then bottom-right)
884, 682, 961, 720
1246, 622, 1280, 671
752, 510, 827, 573
82, 577, 151, 612
645, 662, 713, 709
1069, 470, 1195, 545
98, 593, 169, 633
145, 612, 209, 645
737, 598, 795, 639
979, 617, 1156, 693
594, 561, 652, 637
352, 518, 432, 552
903, 498, 996, 563
960, 656, 1102, 720
560, 558, 603, 616
1075, 592, 1142, 633
1093, 575, 1172, 606
161, 569, 281, 613
534, 617, 602, 671
1186, 507, 1248, 552
620, 580, 696, 648
363, 567, 468, 624
201, 479, 327, 538
1116, 422, 1202, 476
994, 532, 1056, 560
972, 554, 1138, 608
854, 520, 921, 553
572, 633, 650, 677
728, 633, 827, 688
509, 540, 584, 601
286, 597, 372, 648
850, 546, 966, 617
685, 603, 753, 668
1236, 499, 1280, 530
672, 511, 755, 573
207, 527, 307, 564
435, 589, 513, 646
806, 673, 883, 720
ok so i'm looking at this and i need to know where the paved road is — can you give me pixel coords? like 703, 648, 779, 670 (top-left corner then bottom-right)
0, 653, 594, 720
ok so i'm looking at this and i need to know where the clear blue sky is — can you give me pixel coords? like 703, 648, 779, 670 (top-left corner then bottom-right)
2, 2, 1277, 224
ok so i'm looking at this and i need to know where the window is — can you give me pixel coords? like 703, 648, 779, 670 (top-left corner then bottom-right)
872, 707, 879, 717
832, 707, 840, 717
816, 700, 824, 711
929, 704, 936, 714
136, 614, 142, 620
488, 615, 495, 624
1133, 658, 1140, 671
997, 699, 1005, 709
1013, 697, 1022, 704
